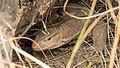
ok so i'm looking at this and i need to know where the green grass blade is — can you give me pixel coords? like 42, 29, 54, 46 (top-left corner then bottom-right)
66, 0, 97, 68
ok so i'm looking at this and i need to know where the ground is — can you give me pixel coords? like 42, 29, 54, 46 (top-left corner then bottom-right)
12, 0, 119, 68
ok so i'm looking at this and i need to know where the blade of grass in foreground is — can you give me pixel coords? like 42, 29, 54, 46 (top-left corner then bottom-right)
66, 0, 97, 68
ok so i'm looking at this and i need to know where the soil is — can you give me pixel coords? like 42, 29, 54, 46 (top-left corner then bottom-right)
13, 0, 119, 68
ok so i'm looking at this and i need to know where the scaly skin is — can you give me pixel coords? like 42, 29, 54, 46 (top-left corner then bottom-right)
32, 4, 88, 51
32, 18, 85, 51
32, 4, 107, 51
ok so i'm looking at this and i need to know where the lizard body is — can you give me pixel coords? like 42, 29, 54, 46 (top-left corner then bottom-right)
32, 4, 107, 51
32, 18, 85, 50
32, 4, 88, 51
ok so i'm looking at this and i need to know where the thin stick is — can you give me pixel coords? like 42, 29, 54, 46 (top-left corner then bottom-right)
64, 1, 120, 20
0, 15, 13, 30
106, 0, 117, 24
20, 12, 37, 37
108, 1, 120, 68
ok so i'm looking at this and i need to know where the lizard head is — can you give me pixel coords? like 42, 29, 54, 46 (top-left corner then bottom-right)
32, 28, 63, 51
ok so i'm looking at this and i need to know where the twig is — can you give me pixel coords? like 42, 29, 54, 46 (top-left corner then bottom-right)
64, 1, 120, 20
0, 14, 13, 30
108, 1, 120, 68
106, 0, 117, 24
20, 12, 37, 37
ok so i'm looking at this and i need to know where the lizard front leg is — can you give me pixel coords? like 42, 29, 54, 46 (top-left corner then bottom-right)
92, 20, 107, 51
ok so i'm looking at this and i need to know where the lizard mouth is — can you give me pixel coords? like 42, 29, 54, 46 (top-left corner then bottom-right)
32, 41, 48, 51
32, 38, 62, 51
32, 44, 44, 51
32, 40, 59, 51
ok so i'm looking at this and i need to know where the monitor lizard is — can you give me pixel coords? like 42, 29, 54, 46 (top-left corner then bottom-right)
32, 3, 107, 51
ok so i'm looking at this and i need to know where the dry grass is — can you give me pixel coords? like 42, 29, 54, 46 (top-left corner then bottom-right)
0, 0, 120, 68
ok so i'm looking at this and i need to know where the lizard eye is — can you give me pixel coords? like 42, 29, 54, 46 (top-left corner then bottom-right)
48, 37, 51, 40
